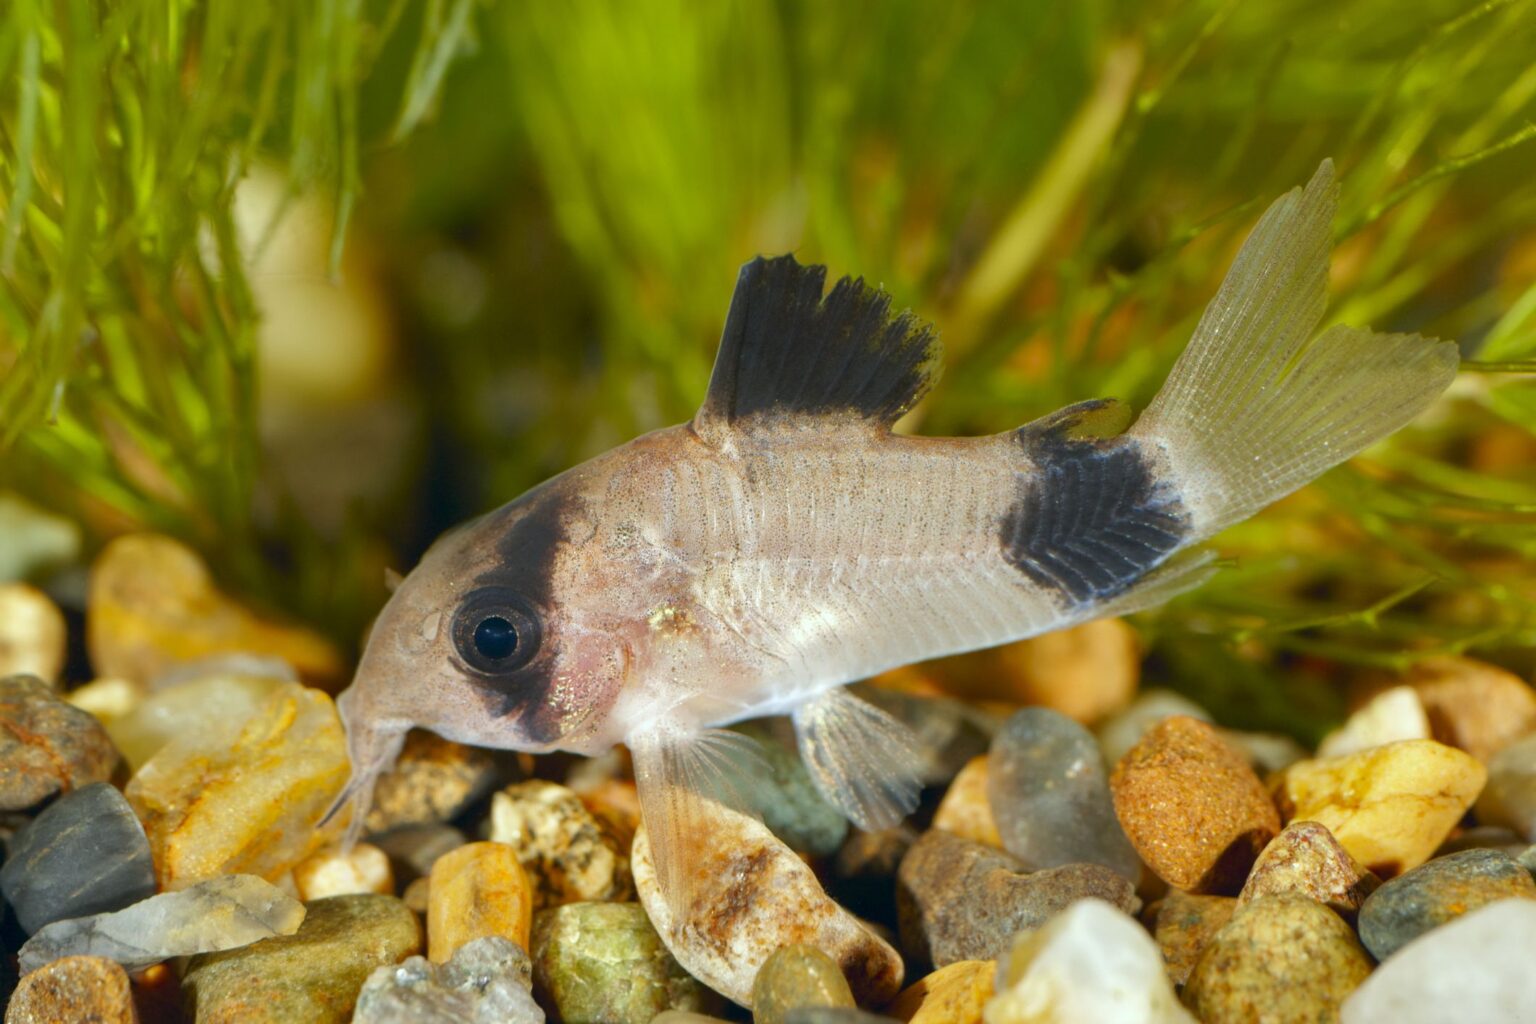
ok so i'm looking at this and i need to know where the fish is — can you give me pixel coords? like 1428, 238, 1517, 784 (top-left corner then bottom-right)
331, 159, 1457, 915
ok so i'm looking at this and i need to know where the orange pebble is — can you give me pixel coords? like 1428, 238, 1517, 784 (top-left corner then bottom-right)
427, 841, 533, 961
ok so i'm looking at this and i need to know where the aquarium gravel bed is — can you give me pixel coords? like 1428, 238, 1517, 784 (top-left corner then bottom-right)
2, 534, 1535, 1023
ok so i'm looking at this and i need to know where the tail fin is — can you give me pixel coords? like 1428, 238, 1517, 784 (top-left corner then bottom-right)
1130, 160, 1458, 538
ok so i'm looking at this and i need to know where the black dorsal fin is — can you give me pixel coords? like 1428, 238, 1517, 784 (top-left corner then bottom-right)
693, 255, 942, 441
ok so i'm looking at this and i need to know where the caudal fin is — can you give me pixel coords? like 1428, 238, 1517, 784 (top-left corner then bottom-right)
1130, 160, 1458, 538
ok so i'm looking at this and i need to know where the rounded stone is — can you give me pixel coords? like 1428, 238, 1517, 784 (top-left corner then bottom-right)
487, 779, 633, 908
1237, 820, 1380, 922
884, 960, 993, 1024
0, 583, 67, 685
1407, 655, 1536, 762
752, 944, 855, 1024
730, 722, 849, 857
1145, 891, 1237, 987
427, 841, 534, 962
1341, 900, 1536, 1023
896, 829, 1139, 968
1095, 690, 1211, 767
0, 674, 118, 811
932, 755, 1001, 848
183, 893, 422, 1023
1357, 848, 1536, 960
1476, 732, 1536, 840
989, 707, 1139, 879
1184, 895, 1373, 1023
4, 955, 135, 1024
532, 901, 716, 1024
366, 730, 496, 834
293, 842, 395, 900
353, 935, 541, 1024
0, 781, 156, 934
1317, 686, 1431, 759
1274, 739, 1486, 876
1109, 716, 1279, 893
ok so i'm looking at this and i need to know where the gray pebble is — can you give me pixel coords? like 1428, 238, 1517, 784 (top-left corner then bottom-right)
354, 936, 544, 1024
987, 707, 1139, 879
1358, 848, 1536, 960
0, 782, 156, 934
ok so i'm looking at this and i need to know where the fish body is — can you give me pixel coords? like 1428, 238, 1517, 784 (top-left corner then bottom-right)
335, 161, 1458, 913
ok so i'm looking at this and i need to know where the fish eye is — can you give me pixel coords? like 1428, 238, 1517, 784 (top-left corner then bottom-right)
451, 588, 541, 674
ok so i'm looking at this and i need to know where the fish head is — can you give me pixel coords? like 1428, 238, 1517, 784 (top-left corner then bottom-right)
332, 462, 641, 831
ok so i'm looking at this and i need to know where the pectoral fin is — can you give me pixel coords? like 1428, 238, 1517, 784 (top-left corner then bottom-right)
629, 725, 766, 920
793, 688, 923, 832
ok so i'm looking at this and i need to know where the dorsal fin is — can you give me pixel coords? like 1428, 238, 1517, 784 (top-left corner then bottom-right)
693, 255, 942, 442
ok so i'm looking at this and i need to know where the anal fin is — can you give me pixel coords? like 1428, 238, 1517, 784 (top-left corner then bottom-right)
793, 688, 923, 832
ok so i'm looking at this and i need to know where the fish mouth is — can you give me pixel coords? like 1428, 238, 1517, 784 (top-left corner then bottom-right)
325, 689, 409, 846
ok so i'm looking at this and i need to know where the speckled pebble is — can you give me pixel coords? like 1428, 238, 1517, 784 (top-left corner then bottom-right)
366, 730, 496, 833
0, 674, 118, 811
884, 960, 992, 1024
1357, 848, 1536, 960
292, 842, 395, 900
487, 779, 633, 907
1184, 895, 1372, 1023
752, 944, 855, 1024
532, 901, 715, 1024
1110, 716, 1279, 894
353, 935, 543, 1024
3, 955, 136, 1024
1238, 820, 1379, 921
988, 707, 1139, 879
633, 804, 903, 1008
183, 893, 421, 1024
897, 829, 1139, 968
1145, 891, 1236, 987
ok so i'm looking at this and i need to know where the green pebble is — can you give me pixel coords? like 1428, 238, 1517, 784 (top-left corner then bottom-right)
183, 894, 422, 1024
532, 901, 716, 1024
752, 944, 855, 1024
732, 723, 848, 857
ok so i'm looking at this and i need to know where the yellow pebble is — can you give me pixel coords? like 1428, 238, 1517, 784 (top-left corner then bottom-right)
886, 960, 994, 1024
65, 677, 148, 724
0, 582, 67, 685
933, 756, 1002, 849
292, 843, 394, 900
1274, 739, 1487, 876
427, 841, 533, 962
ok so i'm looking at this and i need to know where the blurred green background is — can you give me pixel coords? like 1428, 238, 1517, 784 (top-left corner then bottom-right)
3, 0, 1536, 738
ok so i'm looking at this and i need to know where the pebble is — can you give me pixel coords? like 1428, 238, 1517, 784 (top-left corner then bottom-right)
984, 898, 1194, 1024
366, 729, 496, 833
632, 803, 904, 1008
1274, 739, 1486, 875
428, 841, 534, 962
1237, 820, 1380, 921
1340, 900, 1536, 1023
1356, 848, 1536, 960
1316, 686, 1432, 758
1406, 655, 1536, 762
933, 755, 1002, 848
836, 826, 917, 882
752, 943, 855, 1024
1435, 825, 1528, 857
354, 935, 543, 1024
885, 960, 993, 1024
1218, 729, 1308, 775
896, 829, 1139, 968
3, 955, 136, 1024
87, 533, 344, 689
533, 901, 716, 1023
0, 782, 157, 934
64, 676, 146, 725
372, 823, 467, 881
486, 779, 634, 907
125, 679, 350, 889
576, 777, 641, 850
731, 721, 850, 856
784, 1012, 901, 1024
1145, 891, 1236, 987
1183, 894, 1373, 1023
104, 670, 285, 770
183, 893, 421, 1023
1095, 690, 1210, 767
0, 583, 67, 685
989, 707, 1139, 879
1476, 732, 1536, 840
17, 873, 305, 974
1109, 715, 1279, 893
293, 842, 395, 900
0, 491, 80, 581
982, 618, 1141, 723
0, 673, 118, 811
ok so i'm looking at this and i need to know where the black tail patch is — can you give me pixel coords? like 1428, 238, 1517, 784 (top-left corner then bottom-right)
1002, 429, 1189, 606
694, 255, 941, 436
